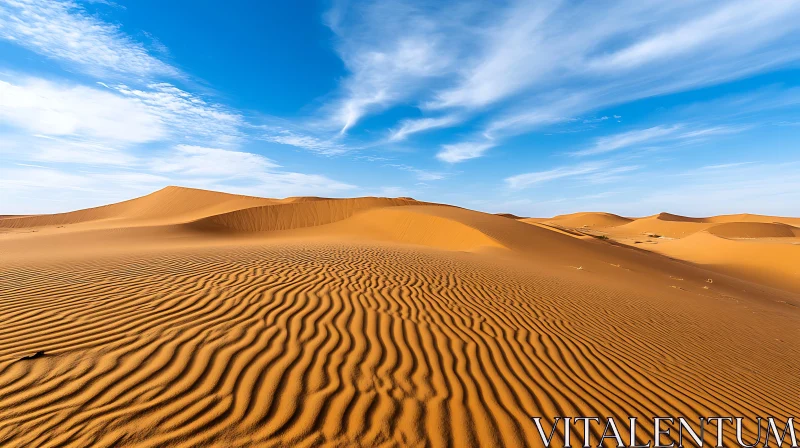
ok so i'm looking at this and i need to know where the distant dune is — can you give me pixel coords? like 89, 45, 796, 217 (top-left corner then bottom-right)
543, 211, 633, 228
1, 187, 799, 447
706, 221, 800, 238
535, 209, 800, 293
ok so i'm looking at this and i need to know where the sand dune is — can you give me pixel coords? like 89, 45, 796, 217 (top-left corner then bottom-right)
1, 187, 799, 447
0, 186, 277, 230
190, 197, 422, 233
706, 221, 800, 239
612, 215, 712, 238
542, 212, 633, 228
570, 212, 800, 239
532, 209, 800, 294
649, 232, 800, 293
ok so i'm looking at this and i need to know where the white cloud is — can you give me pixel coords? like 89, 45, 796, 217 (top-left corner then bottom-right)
10, 135, 137, 166
310, 0, 800, 161
697, 162, 754, 171
235, 172, 356, 198
111, 83, 244, 148
321, 0, 475, 133
388, 115, 462, 142
678, 126, 748, 139
0, 76, 247, 159
436, 141, 494, 163
429, 1, 563, 110
505, 162, 606, 190
572, 124, 748, 157
152, 145, 278, 177
0, 78, 165, 143
261, 129, 351, 155
0, 0, 179, 78
386, 164, 446, 181
589, 2, 799, 73
581, 165, 641, 185
0, 0, 362, 214
575, 125, 683, 156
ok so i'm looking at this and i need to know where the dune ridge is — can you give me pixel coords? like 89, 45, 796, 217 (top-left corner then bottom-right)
189, 197, 423, 233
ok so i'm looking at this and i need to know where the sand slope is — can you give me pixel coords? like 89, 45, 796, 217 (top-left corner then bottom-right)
647, 231, 800, 293
1, 187, 799, 447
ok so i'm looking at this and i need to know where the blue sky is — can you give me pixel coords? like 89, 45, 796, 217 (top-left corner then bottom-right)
1, 0, 799, 217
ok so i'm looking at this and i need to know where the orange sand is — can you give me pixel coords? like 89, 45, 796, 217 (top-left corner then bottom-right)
537, 211, 800, 293
1, 187, 799, 447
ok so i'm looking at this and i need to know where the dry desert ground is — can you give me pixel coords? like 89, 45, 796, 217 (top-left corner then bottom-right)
1, 186, 799, 447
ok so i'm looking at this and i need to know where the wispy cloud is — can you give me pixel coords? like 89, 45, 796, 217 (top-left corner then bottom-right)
581, 165, 641, 185
110, 83, 244, 148
574, 125, 683, 156
261, 129, 351, 155
323, 1, 465, 134
505, 162, 608, 190
683, 161, 754, 173
151, 145, 278, 177
315, 0, 800, 161
0, 0, 179, 79
0, 2, 361, 213
385, 164, 446, 181
437, 141, 495, 163
572, 124, 748, 157
0, 75, 246, 150
388, 115, 461, 142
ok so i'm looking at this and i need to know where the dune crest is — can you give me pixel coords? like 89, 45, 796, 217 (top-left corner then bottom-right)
189, 197, 423, 233
651, 212, 709, 223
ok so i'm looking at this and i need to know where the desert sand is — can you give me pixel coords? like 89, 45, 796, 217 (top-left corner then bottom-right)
536, 211, 800, 294
1, 186, 799, 447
